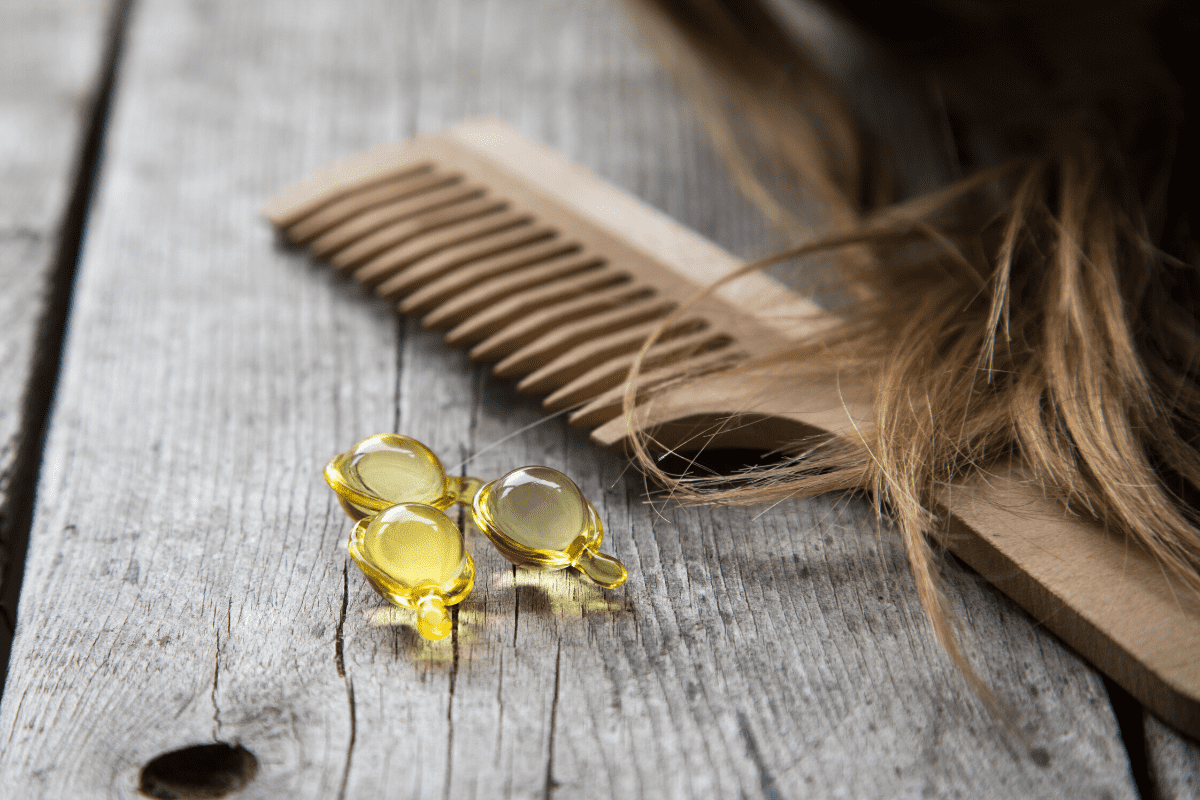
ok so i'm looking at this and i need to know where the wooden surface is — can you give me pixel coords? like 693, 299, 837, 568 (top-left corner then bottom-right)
0, 0, 1196, 797
0, 0, 116, 681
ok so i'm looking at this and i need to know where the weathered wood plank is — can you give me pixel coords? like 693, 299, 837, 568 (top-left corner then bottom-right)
1147, 714, 1200, 799
0, 0, 117, 680
0, 0, 1145, 797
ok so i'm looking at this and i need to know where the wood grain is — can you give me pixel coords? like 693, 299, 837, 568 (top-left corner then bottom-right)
0, 0, 117, 678
1147, 714, 1200, 799
0, 0, 1177, 796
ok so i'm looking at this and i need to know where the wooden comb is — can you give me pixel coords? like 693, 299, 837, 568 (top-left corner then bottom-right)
264, 118, 1200, 737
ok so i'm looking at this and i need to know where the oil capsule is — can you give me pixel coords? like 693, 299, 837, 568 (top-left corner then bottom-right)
325, 433, 478, 519
347, 503, 475, 641
472, 466, 627, 588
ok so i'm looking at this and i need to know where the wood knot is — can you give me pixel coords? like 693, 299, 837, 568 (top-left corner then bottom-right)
138, 742, 257, 799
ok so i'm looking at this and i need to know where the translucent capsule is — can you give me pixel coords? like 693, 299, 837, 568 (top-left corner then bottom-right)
325, 433, 478, 519
347, 503, 475, 641
472, 466, 627, 589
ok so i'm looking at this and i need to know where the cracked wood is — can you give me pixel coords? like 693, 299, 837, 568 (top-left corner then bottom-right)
0, 0, 119, 683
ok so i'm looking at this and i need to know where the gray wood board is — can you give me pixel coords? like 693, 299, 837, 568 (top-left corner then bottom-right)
0, 0, 1156, 796
0, 0, 116, 667
1147, 713, 1200, 799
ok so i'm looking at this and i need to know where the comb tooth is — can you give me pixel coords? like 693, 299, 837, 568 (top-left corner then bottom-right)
540, 332, 733, 411
513, 319, 708, 394
566, 349, 746, 429
351, 210, 529, 287
376, 224, 555, 302
567, 379, 663, 429
309, 183, 487, 257
286, 170, 461, 243
267, 161, 436, 229
331, 199, 510, 273
440, 266, 626, 344
565, 390, 637, 429
401, 240, 584, 319
468, 283, 655, 362
490, 299, 678, 379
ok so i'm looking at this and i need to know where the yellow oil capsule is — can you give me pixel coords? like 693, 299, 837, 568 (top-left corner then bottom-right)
472, 466, 627, 589
325, 433, 479, 519
347, 503, 475, 641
